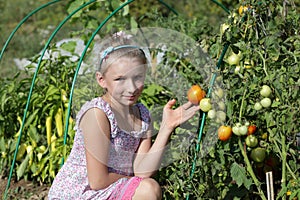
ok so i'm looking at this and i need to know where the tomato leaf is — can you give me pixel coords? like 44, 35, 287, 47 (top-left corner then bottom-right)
230, 162, 252, 190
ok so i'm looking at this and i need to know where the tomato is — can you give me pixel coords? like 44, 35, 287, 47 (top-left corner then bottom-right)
218, 125, 232, 141
261, 132, 268, 140
250, 147, 266, 163
232, 126, 241, 136
239, 125, 248, 135
245, 135, 258, 147
187, 85, 206, 105
254, 102, 263, 111
199, 98, 212, 112
216, 111, 226, 122
217, 102, 226, 111
213, 88, 224, 99
247, 125, 257, 135
260, 85, 272, 97
207, 109, 216, 119
260, 97, 272, 108
227, 52, 241, 66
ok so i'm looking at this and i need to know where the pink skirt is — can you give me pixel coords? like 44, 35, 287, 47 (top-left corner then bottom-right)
109, 176, 143, 200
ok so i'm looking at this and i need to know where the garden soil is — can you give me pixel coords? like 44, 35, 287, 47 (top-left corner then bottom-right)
0, 177, 49, 199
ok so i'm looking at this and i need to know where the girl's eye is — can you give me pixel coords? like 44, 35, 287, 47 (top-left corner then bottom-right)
114, 77, 125, 81
134, 75, 144, 80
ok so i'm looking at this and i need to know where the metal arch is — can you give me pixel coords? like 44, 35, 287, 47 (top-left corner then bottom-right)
0, 0, 62, 62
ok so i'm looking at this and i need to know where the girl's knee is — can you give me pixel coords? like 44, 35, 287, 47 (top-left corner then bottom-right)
133, 178, 162, 200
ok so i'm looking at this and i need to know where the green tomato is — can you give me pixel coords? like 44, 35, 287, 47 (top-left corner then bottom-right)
260, 85, 272, 97
214, 88, 224, 99
245, 135, 258, 148
250, 147, 266, 163
232, 126, 241, 136
199, 98, 212, 112
227, 53, 241, 66
218, 101, 226, 111
260, 97, 272, 108
207, 109, 216, 119
216, 111, 226, 122
239, 125, 248, 135
254, 102, 263, 110
232, 123, 241, 136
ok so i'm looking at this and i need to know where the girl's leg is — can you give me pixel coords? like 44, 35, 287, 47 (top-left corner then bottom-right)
132, 178, 162, 200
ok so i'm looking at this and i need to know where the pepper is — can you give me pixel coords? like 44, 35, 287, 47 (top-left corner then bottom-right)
55, 108, 63, 137
46, 116, 52, 146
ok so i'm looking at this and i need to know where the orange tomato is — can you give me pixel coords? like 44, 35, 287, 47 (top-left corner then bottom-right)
247, 125, 257, 135
187, 85, 206, 105
218, 125, 232, 141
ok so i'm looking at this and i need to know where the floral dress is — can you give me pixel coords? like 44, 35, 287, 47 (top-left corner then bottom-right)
48, 97, 151, 199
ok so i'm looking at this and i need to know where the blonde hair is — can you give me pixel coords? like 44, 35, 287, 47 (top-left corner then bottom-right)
97, 32, 147, 74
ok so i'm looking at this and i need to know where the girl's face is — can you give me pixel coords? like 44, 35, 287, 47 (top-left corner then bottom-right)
97, 56, 146, 106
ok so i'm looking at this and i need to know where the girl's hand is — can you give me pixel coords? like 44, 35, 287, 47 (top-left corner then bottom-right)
160, 99, 200, 132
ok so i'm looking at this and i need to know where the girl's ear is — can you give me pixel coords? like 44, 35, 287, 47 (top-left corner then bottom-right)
96, 72, 106, 88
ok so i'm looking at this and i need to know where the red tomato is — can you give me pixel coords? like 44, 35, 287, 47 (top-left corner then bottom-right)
218, 125, 232, 141
187, 85, 206, 105
247, 125, 257, 135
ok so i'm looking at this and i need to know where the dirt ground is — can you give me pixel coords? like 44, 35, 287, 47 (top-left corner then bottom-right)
0, 177, 49, 200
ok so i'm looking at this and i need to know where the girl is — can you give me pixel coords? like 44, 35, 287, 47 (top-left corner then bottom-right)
48, 32, 200, 200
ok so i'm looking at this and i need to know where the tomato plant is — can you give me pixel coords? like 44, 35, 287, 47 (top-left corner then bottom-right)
187, 84, 206, 105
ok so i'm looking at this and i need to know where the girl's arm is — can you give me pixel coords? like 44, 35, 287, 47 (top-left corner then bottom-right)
80, 108, 130, 190
133, 99, 199, 177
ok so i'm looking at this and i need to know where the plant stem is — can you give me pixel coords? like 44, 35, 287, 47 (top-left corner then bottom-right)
239, 88, 247, 121
238, 138, 267, 200
269, 130, 297, 180
256, 50, 269, 78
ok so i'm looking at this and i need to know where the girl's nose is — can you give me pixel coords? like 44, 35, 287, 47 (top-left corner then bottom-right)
126, 79, 137, 93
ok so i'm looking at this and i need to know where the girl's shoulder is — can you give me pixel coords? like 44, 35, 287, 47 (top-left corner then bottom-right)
75, 97, 117, 132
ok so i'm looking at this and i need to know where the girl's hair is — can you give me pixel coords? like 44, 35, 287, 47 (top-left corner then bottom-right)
97, 31, 147, 74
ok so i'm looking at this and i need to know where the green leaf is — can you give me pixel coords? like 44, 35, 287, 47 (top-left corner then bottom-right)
143, 84, 164, 96
230, 162, 253, 190
130, 16, 138, 30
24, 109, 39, 128
60, 41, 77, 53
45, 85, 60, 100
67, 0, 84, 18
17, 153, 30, 179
